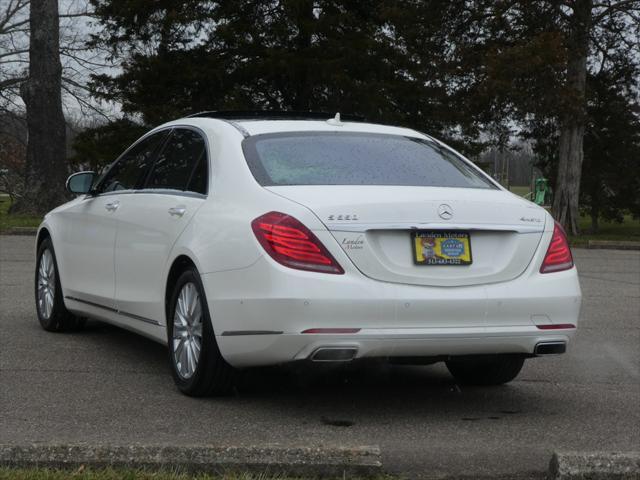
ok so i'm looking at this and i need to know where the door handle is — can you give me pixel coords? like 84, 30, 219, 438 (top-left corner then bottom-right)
168, 206, 186, 217
105, 200, 120, 212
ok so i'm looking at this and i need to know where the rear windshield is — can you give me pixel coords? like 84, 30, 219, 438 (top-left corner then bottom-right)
242, 132, 496, 189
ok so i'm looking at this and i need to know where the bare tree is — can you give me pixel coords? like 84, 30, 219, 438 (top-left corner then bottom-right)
0, 0, 30, 137
553, 0, 640, 234
12, 0, 67, 214
0, 0, 115, 212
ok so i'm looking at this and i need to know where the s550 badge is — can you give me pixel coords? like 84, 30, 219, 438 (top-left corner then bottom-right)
327, 214, 359, 221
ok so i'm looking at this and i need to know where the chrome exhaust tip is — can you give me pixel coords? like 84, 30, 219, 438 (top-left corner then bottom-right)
534, 341, 567, 355
310, 347, 358, 362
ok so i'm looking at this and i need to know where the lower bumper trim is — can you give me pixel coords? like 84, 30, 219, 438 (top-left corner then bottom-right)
221, 330, 283, 336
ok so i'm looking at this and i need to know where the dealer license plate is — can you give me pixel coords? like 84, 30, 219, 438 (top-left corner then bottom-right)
412, 231, 472, 266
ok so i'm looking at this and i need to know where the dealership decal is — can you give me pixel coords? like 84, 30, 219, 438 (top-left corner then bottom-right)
342, 236, 364, 250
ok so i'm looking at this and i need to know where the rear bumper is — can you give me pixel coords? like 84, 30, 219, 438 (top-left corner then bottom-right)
217, 327, 575, 367
201, 256, 581, 368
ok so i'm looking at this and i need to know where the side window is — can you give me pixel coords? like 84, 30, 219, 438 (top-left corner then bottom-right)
187, 157, 207, 195
145, 128, 207, 193
97, 131, 167, 194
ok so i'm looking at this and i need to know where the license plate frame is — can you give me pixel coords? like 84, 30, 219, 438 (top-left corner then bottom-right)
411, 231, 473, 266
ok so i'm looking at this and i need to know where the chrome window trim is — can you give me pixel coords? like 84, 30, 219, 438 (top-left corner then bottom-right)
89, 189, 207, 199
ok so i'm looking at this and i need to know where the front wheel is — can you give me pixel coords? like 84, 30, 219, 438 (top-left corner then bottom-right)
168, 268, 235, 396
35, 238, 85, 332
445, 355, 525, 386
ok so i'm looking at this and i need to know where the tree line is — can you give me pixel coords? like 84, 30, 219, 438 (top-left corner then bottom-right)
1, 0, 639, 234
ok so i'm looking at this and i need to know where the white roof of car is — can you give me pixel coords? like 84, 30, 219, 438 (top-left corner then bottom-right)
230, 119, 425, 138
161, 113, 428, 140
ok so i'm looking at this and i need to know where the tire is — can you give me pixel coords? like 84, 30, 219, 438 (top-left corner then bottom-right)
35, 237, 85, 332
445, 354, 525, 386
167, 268, 235, 396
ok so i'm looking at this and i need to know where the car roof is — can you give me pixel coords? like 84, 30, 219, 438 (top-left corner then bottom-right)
167, 112, 426, 139
231, 119, 425, 138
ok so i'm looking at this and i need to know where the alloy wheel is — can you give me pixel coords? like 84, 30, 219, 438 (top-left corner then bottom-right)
37, 249, 56, 319
172, 282, 203, 379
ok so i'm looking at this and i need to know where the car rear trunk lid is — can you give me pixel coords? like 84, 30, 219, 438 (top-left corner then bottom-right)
267, 186, 547, 287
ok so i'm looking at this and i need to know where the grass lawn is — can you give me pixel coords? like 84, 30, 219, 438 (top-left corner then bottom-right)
0, 196, 42, 232
568, 214, 640, 246
508, 185, 531, 198
0, 468, 373, 480
0, 468, 209, 480
508, 186, 640, 246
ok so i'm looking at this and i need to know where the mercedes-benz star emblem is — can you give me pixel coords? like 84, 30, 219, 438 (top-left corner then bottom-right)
438, 204, 453, 220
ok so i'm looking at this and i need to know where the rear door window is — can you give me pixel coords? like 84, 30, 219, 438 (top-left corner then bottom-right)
145, 128, 207, 194
243, 132, 496, 189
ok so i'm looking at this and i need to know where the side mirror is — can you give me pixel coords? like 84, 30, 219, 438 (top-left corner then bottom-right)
66, 171, 96, 195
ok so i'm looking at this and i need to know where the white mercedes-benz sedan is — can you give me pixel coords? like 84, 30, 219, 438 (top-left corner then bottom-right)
35, 112, 581, 396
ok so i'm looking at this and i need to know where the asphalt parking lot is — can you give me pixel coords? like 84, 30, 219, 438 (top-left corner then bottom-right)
1, 235, 638, 479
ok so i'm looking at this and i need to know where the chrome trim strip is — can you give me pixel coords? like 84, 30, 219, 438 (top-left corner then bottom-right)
92, 189, 206, 199
221, 330, 283, 336
119, 310, 161, 326
325, 222, 544, 234
65, 296, 160, 326
65, 296, 117, 312
135, 189, 207, 199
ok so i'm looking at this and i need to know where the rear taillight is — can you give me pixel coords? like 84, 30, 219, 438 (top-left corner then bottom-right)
540, 221, 574, 273
251, 211, 344, 274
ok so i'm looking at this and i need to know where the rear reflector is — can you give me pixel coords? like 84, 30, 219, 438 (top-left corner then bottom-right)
540, 221, 574, 273
536, 324, 576, 330
302, 328, 361, 334
252, 211, 344, 274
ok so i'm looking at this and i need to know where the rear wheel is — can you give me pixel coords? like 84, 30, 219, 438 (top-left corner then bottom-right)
168, 268, 235, 396
35, 238, 85, 332
445, 355, 525, 386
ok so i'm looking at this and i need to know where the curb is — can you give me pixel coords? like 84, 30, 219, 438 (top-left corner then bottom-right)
549, 451, 640, 479
0, 444, 382, 477
587, 240, 640, 251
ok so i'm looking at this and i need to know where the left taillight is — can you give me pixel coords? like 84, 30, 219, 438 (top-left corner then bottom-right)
540, 221, 574, 273
251, 211, 344, 274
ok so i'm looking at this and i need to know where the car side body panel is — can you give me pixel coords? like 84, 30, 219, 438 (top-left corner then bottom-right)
113, 191, 206, 325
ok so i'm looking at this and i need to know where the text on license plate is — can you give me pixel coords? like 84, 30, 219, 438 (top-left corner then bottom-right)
412, 231, 472, 265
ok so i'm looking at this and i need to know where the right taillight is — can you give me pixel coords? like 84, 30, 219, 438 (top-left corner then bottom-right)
540, 221, 574, 273
251, 211, 344, 274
